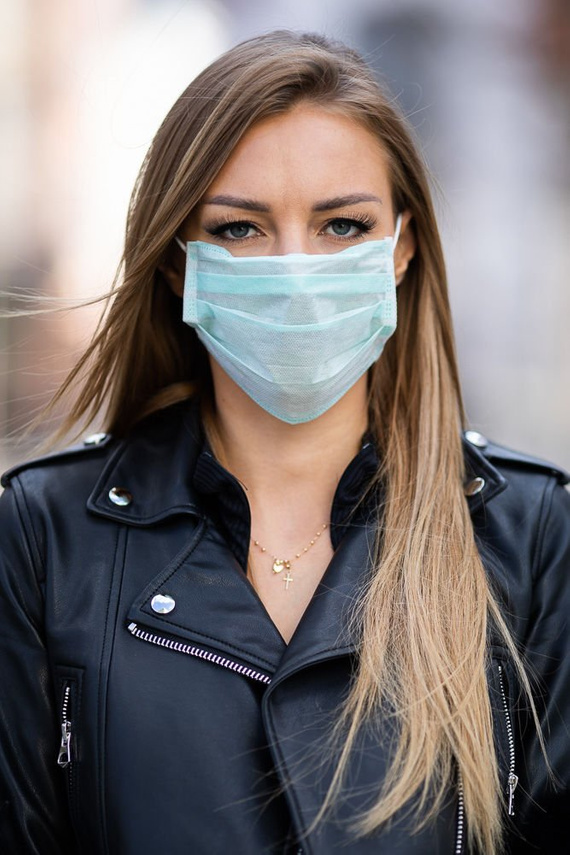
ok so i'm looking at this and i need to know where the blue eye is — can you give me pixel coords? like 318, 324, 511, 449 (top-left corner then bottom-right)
324, 216, 375, 239
330, 221, 353, 236
227, 222, 251, 239
206, 220, 259, 241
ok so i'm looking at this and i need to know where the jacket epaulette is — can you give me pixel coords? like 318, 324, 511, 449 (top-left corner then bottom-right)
463, 430, 569, 486
1, 432, 113, 488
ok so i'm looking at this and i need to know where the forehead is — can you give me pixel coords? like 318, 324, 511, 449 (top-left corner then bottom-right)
204, 104, 392, 204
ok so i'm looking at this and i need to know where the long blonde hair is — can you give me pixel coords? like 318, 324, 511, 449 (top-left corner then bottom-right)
47, 31, 537, 853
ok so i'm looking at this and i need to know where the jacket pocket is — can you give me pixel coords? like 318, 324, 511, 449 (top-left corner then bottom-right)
55, 665, 84, 831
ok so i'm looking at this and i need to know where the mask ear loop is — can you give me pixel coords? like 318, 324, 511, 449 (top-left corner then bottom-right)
393, 213, 403, 249
175, 236, 188, 254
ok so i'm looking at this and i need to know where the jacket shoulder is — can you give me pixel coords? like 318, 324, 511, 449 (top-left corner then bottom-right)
464, 430, 569, 486
1, 432, 114, 488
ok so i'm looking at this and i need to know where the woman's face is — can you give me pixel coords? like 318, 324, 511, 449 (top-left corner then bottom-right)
170, 103, 415, 289
164, 103, 416, 424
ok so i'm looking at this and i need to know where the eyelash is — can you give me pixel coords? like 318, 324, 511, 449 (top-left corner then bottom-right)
204, 213, 377, 242
325, 213, 376, 239
205, 218, 258, 240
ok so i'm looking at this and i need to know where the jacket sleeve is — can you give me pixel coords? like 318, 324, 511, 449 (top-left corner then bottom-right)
514, 479, 570, 851
0, 477, 77, 853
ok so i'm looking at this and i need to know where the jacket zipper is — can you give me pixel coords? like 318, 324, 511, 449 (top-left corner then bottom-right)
57, 678, 80, 828
57, 683, 73, 767
497, 664, 518, 816
127, 622, 272, 684
454, 771, 465, 854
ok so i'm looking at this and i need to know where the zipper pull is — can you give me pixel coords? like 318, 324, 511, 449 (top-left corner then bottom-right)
57, 720, 72, 768
58, 683, 73, 768
507, 772, 518, 816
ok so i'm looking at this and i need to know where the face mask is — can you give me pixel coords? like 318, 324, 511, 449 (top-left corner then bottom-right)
177, 215, 401, 424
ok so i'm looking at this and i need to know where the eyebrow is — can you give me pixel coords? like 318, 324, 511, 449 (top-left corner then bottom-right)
203, 194, 271, 212
201, 193, 383, 213
313, 193, 383, 211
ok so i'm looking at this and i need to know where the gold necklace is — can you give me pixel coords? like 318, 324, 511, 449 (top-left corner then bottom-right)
251, 523, 328, 590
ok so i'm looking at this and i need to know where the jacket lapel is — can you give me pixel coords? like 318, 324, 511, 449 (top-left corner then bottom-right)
124, 518, 286, 675
273, 519, 375, 681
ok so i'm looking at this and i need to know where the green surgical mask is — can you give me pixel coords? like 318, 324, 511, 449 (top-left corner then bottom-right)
178, 215, 401, 423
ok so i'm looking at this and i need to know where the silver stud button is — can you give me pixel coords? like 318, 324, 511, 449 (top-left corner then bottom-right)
108, 487, 132, 507
464, 477, 486, 497
465, 430, 488, 449
151, 594, 176, 614
84, 432, 108, 446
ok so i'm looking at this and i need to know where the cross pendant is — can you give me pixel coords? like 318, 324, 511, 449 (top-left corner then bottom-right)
283, 570, 294, 590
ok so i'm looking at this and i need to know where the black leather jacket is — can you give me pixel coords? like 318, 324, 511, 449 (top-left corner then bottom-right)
1, 404, 569, 854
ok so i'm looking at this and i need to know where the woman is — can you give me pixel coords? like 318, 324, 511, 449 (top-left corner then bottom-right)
0, 30, 568, 855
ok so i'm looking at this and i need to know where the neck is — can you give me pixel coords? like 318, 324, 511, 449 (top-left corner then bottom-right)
208, 364, 369, 527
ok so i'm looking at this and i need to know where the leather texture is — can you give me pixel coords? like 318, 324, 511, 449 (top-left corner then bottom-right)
0, 403, 569, 854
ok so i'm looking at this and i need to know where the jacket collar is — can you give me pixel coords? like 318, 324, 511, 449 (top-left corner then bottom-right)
87, 403, 206, 525
462, 435, 508, 511
87, 402, 508, 528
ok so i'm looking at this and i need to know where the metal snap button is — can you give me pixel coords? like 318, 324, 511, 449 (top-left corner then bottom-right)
108, 487, 132, 507
464, 477, 486, 496
84, 432, 108, 446
151, 594, 176, 614
465, 430, 488, 449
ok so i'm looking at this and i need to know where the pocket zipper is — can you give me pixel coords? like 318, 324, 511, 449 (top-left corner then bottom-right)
57, 683, 73, 768
56, 676, 81, 829
127, 622, 272, 684
455, 772, 465, 854
497, 664, 518, 816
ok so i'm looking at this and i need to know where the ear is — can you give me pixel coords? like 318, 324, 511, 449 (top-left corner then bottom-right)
158, 240, 186, 298
394, 210, 416, 286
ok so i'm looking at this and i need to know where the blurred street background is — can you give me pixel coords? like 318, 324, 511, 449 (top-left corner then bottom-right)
1, 0, 569, 471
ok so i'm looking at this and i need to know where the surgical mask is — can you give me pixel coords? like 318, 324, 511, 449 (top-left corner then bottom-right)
177, 215, 401, 424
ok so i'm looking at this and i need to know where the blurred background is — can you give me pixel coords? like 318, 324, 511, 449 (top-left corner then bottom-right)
1, 0, 569, 471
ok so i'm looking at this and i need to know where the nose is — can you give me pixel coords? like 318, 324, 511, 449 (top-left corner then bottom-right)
271, 227, 316, 256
